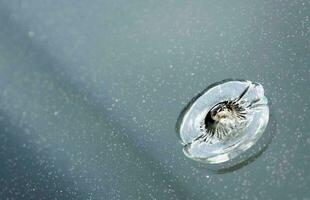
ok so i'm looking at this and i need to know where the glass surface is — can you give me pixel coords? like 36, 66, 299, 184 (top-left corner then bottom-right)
0, 1, 309, 199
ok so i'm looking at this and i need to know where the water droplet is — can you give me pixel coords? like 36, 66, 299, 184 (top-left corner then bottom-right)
176, 79, 269, 165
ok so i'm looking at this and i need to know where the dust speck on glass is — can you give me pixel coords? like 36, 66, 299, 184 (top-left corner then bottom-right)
176, 79, 269, 168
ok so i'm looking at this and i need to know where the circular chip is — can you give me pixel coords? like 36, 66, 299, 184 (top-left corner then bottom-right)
176, 79, 269, 165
